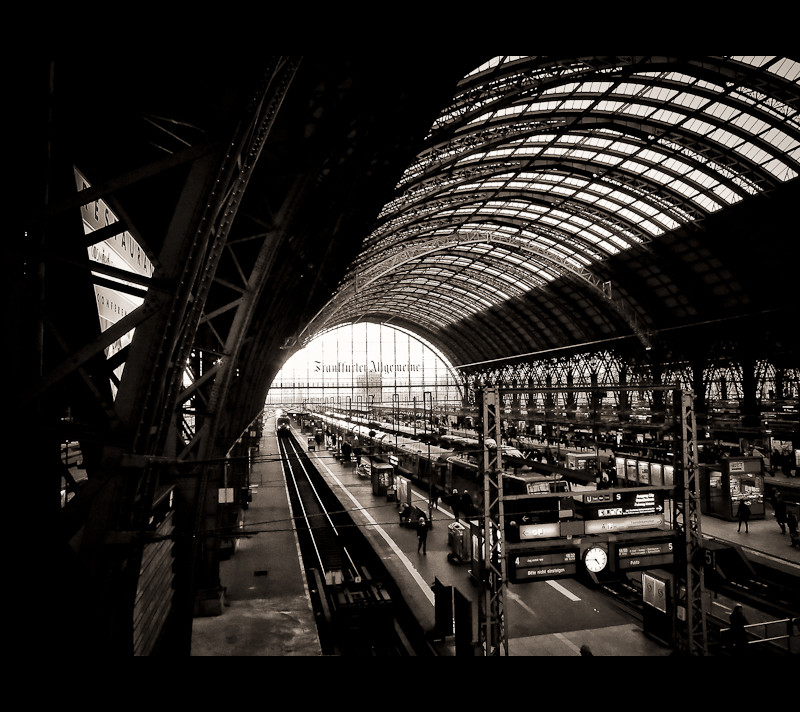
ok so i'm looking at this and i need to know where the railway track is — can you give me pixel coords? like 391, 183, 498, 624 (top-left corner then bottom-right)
278, 429, 429, 655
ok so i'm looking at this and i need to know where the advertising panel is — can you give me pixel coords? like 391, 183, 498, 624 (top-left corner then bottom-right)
638, 460, 651, 484
642, 572, 669, 613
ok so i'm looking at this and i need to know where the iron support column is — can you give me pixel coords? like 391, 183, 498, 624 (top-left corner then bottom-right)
478, 387, 507, 655
675, 390, 708, 655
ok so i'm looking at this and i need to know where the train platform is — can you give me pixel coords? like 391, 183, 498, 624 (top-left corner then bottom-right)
191, 423, 799, 656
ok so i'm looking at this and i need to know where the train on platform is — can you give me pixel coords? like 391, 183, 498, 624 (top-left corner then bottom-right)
293, 408, 596, 514
276, 413, 291, 437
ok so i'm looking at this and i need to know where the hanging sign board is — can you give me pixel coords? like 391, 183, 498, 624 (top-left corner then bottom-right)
510, 549, 578, 581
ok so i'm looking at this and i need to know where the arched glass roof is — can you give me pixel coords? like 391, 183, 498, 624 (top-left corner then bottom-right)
302, 56, 800, 348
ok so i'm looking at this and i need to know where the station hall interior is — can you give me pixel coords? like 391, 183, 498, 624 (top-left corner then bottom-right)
15, 56, 800, 657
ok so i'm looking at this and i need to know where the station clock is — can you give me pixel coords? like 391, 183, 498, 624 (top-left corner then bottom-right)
583, 545, 608, 573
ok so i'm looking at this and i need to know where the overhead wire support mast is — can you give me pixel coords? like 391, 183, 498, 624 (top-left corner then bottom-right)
675, 389, 708, 655
479, 387, 508, 656
475, 384, 706, 657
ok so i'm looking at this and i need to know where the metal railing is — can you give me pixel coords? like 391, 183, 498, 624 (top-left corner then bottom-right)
720, 618, 799, 655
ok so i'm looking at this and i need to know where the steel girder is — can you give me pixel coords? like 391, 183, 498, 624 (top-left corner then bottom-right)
31, 58, 303, 654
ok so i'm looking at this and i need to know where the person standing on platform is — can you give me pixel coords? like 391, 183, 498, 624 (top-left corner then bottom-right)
729, 604, 748, 655
772, 491, 788, 534
460, 489, 473, 519
451, 489, 460, 522
737, 499, 751, 533
416, 515, 429, 555
787, 511, 799, 547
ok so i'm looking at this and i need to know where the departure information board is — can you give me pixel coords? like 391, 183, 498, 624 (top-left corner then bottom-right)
615, 540, 674, 570
509, 549, 578, 582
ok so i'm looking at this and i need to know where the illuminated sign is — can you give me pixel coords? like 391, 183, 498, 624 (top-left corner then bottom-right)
616, 540, 674, 570
510, 550, 579, 581
582, 490, 665, 518
585, 514, 665, 534
518, 522, 561, 540
514, 550, 577, 567
617, 553, 673, 570
617, 541, 674, 558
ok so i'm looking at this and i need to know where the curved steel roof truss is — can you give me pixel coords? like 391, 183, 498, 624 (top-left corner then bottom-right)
303, 56, 799, 365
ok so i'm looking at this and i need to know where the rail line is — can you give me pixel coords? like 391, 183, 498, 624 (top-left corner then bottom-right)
277, 428, 425, 655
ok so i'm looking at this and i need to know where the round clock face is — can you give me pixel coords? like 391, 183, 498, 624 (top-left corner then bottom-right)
584, 546, 608, 573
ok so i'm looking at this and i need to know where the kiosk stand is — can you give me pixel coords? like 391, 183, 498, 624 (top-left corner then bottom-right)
701, 456, 765, 521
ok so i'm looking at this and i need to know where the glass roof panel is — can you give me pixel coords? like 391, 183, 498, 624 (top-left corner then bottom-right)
326, 57, 800, 337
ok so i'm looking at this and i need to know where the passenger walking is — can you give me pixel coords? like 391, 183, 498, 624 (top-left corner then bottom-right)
429, 483, 440, 510
416, 516, 429, 555
772, 491, 788, 534
729, 604, 748, 655
451, 488, 460, 522
736, 499, 751, 533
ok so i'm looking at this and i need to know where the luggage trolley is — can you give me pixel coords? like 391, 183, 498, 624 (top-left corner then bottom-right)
447, 520, 472, 564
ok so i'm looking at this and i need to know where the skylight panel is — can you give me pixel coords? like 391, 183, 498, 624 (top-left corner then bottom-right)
765, 57, 800, 82
625, 102, 656, 119
661, 156, 693, 175
582, 136, 615, 151
711, 184, 741, 204
671, 91, 709, 111
606, 140, 638, 155
704, 101, 740, 122
693, 193, 724, 212
682, 117, 717, 137
731, 56, 772, 69
642, 167, 676, 186
567, 149, 599, 162
615, 82, 648, 97
761, 128, 798, 154
638, 148, 670, 164
595, 100, 627, 113
561, 99, 595, 112
707, 127, 744, 150
649, 108, 689, 126
640, 85, 680, 104
731, 112, 772, 137
735, 141, 773, 166
619, 159, 651, 175
763, 158, 797, 181
597, 241, 620, 254
659, 71, 704, 88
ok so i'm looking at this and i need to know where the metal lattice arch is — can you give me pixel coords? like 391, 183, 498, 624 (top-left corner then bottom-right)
303, 56, 800, 367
